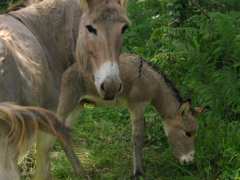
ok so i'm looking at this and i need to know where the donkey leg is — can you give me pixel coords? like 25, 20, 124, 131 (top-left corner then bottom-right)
57, 63, 85, 126
129, 103, 146, 179
0, 137, 20, 180
56, 63, 85, 175
34, 64, 84, 180
33, 133, 55, 180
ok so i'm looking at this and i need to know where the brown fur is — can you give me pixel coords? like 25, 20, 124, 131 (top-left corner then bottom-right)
57, 54, 201, 179
0, 0, 128, 179
0, 103, 83, 179
76, 0, 129, 101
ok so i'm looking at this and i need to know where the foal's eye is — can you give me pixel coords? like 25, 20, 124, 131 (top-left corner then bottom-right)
121, 25, 129, 34
185, 131, 193, 137
86, 25, 97, 35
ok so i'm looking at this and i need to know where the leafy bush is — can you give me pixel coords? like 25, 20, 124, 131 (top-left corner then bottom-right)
1, 0, 240, 179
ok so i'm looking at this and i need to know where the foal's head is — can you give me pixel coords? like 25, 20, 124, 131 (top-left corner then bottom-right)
164, 101, 203, 165
76, 0, 129, 100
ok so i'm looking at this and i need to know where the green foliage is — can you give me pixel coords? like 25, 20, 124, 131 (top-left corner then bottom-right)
0, 0, 23, 13
0, 1, 9, 12
122, 1, 240, 179
1, 0, 240, 179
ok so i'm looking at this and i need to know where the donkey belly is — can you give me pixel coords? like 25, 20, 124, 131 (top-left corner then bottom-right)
0, 15, 57, 108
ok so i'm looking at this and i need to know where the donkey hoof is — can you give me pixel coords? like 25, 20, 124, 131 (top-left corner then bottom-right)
132, 171, 144, 180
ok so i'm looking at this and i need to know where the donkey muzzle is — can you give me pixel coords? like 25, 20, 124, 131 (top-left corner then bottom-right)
179, 151, 195, 165
100, 78, 122, 100
94, 62, 122, 100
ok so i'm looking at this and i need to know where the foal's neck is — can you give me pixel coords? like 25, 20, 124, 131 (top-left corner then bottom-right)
154, 71, 182, 119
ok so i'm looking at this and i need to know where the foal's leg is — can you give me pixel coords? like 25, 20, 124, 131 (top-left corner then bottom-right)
128, 102, 146, 179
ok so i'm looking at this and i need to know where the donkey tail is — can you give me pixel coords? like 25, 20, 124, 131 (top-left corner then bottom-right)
0, 102, 83, 176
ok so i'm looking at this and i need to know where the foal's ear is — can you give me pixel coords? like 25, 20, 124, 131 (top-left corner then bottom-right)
118, 0, 128, 9
193, 107, 205, 117
179, 101, 191, 115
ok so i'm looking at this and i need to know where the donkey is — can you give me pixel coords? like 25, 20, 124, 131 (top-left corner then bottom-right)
0, 0, 129, 179
57, 54, 204, 179
0, 102, 82, 180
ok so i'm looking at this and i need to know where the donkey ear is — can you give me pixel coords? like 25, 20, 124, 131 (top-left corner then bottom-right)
118, 0, 128, 9
179, 101, 191, 115
193, 107, 205, 117
194, 107, 205, 113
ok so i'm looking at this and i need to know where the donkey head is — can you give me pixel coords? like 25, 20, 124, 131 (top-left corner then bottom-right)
164, 101, 203, 165
76, 0, 129, 100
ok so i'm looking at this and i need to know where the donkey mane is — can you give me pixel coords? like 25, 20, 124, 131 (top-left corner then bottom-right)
139, 57, 183, 103
158, 71, 183, 103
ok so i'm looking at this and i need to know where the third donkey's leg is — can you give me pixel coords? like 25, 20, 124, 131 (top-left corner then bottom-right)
57, 63, 86, 175
57, 63, 85, 126
34, 133, 55, 180
129, 103, 146, 179
34, 64, 85, 180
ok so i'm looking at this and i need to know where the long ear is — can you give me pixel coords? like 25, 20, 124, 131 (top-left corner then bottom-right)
119, 0, 128, 9
193, 107, 205, 117
179, 101, 191, 115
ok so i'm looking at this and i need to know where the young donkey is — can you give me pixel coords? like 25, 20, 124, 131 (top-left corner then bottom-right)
0, 102, 82, 180
57, 54, 203, 179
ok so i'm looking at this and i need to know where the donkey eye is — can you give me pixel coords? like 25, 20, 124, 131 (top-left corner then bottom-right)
121, 25, 129, 34
86, 25, 97, 35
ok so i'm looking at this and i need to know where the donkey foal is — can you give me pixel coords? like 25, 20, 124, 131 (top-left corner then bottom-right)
0, 103, 82, 180
57, 54, 203, 179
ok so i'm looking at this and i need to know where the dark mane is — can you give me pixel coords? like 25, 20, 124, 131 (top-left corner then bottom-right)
159, 71, 183, 103
139, 57, 183, 103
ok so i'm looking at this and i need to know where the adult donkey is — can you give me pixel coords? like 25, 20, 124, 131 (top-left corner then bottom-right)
57, 54, 203, 179
0, 0, 129, 179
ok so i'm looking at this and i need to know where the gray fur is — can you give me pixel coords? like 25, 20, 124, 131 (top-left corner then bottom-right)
57, 54, 200, 179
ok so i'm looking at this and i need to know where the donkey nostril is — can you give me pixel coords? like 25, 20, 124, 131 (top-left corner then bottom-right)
100, 82, 105, 91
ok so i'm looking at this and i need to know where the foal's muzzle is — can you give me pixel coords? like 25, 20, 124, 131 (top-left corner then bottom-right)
179, 151, 195, 165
